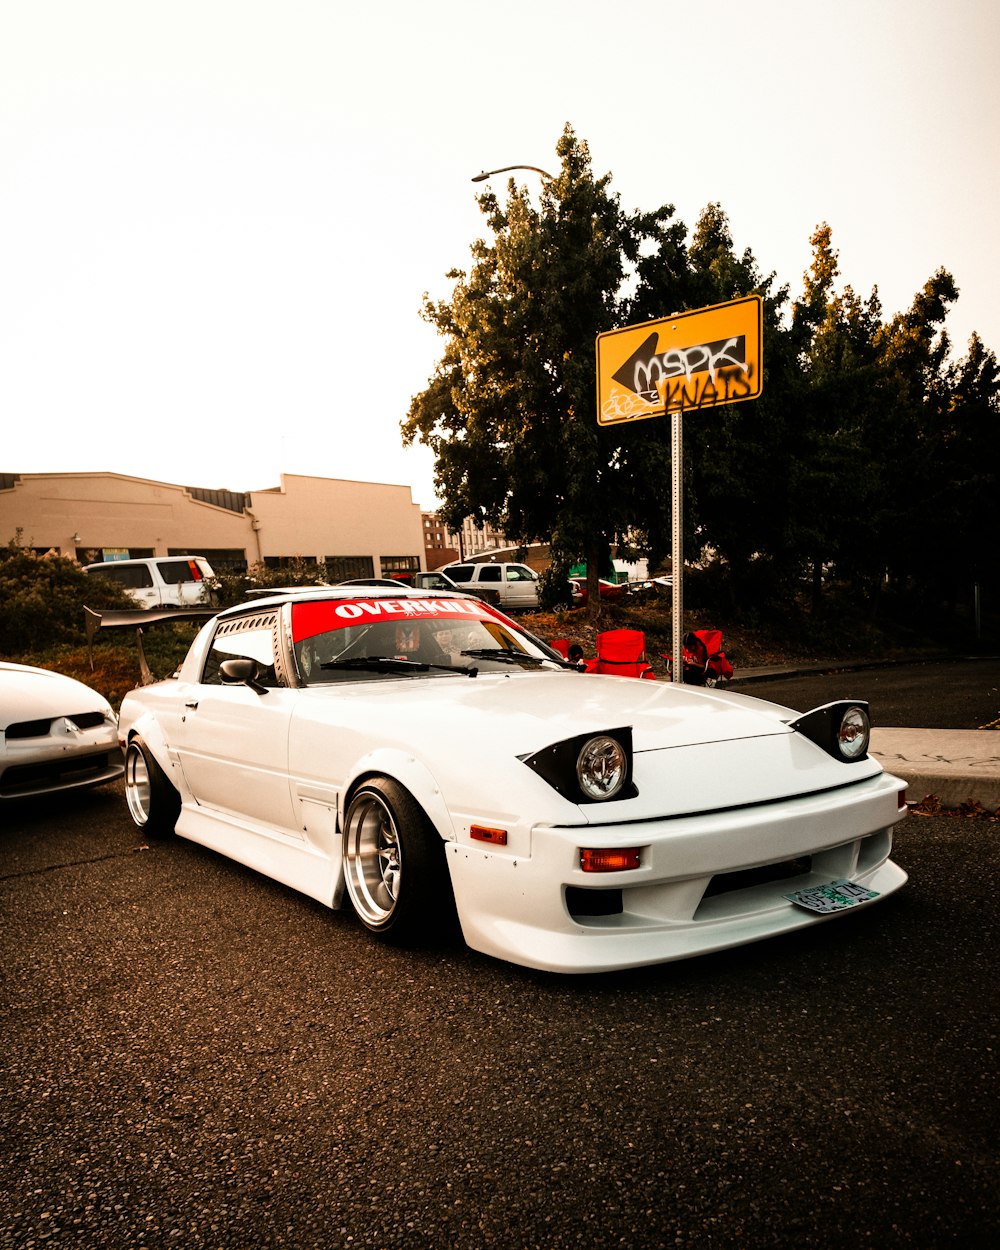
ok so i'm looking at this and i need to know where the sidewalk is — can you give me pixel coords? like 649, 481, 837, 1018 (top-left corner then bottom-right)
869, 727, 1000, 813
735, 660, 1000, 814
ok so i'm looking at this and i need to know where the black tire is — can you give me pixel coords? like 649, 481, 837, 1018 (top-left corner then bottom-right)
342, 777, 452, 943
124, 736, 181, 837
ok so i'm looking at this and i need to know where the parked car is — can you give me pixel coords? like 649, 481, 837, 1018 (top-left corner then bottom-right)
339, 573, 462, 592
338, 578, 410, 589
83, 556, 217, 609
569, 576, 630, 604
117, 586, 908, 974
388, 571, 463, 592
439, 561, 541, 610
1, 663, 123, 799
244, 583, 333, 599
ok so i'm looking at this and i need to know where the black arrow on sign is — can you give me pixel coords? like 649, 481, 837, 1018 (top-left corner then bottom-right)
612, 333, 748, 403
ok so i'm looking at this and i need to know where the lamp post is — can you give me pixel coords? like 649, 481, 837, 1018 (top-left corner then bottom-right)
471, 165, 554, 184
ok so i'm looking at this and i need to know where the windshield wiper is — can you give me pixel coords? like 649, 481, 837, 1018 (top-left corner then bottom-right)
321, 655, 478, 677
460, 647, 547, 666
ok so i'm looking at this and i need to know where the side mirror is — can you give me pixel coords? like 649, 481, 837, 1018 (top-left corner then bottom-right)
219, 657, 269, 695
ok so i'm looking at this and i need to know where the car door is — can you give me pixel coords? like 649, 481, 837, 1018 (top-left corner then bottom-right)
169, 610, 298, 835
503, 564, 539, 609
470, 564, 503, 606
154, 558, 211, 606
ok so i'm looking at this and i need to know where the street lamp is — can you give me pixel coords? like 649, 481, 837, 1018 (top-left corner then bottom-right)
471, 165, 554, 184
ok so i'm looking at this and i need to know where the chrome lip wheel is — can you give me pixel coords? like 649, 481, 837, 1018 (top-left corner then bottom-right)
344, 790, 402, 928
125, 742, 152, 827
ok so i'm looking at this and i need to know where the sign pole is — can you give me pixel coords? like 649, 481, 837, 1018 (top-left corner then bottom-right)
594, 295, 763, 687
671, 408, 683, 683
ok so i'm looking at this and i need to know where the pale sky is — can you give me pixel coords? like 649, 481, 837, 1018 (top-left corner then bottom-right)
2, 0, 997, 511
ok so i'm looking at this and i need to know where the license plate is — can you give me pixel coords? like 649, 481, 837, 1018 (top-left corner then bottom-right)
785, 879, 880, 914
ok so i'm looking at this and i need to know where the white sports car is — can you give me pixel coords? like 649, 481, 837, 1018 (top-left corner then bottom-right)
1, 662, 123, 799
117, 587, 908, 973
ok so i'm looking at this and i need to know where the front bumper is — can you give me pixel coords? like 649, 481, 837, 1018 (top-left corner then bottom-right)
445, 771, 908, 973
0, 735, 124, 799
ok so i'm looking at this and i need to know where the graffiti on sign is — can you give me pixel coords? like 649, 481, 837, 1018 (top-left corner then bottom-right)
596, 295, 762, 426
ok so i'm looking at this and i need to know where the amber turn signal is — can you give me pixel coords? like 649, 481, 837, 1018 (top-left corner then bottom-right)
471, 824, 508, 846
580, 847, 641, 873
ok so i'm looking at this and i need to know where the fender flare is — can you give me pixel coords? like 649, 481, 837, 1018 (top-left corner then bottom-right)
341, 747, 458, 843
122, 711, 190, 800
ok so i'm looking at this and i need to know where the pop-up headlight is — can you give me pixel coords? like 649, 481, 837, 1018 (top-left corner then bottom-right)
791, 701, 871, 763
521, 728, 635, 804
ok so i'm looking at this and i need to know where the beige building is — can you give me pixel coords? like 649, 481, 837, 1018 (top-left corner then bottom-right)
0, 471, 428, 580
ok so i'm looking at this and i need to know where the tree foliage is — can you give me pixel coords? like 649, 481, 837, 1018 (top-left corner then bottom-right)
405, 127, 999, 630
403, 127, 687, 607
0, 536, 137, 653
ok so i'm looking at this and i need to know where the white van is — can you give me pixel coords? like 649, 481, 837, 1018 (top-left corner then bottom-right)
439, 561, 540, 610
83, 556, 217, 609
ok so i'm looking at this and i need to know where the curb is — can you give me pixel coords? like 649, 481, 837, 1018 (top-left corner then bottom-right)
733, 655, 963, 685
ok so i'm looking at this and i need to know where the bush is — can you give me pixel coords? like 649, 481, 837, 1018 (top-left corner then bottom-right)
0, 537, 136, 655
214, 558, 332, 608
537, 559, 575, 611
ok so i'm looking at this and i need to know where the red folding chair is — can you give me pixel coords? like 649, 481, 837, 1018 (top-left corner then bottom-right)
590, 630, 656, 680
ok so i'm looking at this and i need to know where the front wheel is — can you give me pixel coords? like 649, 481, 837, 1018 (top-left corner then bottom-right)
342, 778, 450, 943
124, 736, 180, 837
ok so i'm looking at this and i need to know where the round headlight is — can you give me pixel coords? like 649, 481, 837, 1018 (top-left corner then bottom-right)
837, 705, 870, 760
576, 735, 628, 801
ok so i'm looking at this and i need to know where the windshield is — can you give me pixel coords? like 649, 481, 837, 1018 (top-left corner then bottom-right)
290, 597, 559, 684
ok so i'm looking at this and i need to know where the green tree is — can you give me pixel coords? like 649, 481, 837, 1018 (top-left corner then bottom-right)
942, 333, 1000, 599
870, 268, 960, 595
786, 226, 888, 607
403, 126, 690, 612
405, 128, 997, 632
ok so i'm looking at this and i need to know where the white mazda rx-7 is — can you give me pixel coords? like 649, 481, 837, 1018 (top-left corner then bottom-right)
118, 587, 907, 973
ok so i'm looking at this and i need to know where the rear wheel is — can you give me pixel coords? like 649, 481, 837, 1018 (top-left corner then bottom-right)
342, 778, 450, 942
124, 736, 180, 837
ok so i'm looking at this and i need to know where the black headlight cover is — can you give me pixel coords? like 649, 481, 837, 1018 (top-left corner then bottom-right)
520, 727, 636, 804
790, 701, 871, 763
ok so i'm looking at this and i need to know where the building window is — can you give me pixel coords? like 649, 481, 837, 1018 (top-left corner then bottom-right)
324, 556, 375, 580
169, 548, 247, 572
380, 556, 420, 574
263, 555, 318, 570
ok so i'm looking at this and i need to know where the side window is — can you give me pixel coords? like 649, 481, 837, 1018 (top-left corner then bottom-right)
101, 564, 154, 590
157, 559, 200, 585
447, 565, 474, 581
478, 566, 502, 583
202, 612, 280, 687
505, 565, 533, 583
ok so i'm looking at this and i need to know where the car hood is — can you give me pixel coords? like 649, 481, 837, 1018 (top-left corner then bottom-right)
308, 671, 882, 820
349, 670, 793, 752
0, 662, 111, 727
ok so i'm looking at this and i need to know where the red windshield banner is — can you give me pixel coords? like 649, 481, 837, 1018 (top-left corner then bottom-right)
291, 597, 498, 643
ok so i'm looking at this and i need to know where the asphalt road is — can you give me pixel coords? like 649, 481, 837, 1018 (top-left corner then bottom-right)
736, 657, 1000, 731
2, 770, 997, 1250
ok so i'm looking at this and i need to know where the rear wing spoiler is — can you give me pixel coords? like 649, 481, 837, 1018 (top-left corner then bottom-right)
84, 606, 216, 685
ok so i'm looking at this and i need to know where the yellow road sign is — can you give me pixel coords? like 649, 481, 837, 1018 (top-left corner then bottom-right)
596, 295, 763, 426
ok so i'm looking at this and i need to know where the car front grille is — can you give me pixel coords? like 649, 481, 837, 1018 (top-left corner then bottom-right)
0, 752, 115, 796
5, 711, 108, 739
